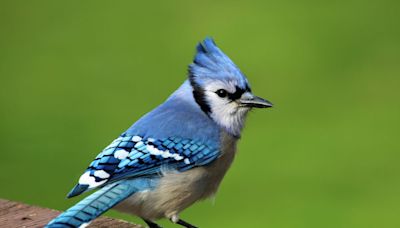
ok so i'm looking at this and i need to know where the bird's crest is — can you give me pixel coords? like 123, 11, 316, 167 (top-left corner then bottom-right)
188, 37, 249, 89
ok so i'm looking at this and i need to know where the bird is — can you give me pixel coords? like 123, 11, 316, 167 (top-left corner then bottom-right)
45, 37, 273, 228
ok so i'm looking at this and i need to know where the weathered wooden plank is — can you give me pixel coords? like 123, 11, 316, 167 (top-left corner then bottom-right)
0, 199, 142, 228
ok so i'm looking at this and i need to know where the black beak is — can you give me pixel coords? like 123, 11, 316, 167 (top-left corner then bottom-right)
239, 94, 273, 108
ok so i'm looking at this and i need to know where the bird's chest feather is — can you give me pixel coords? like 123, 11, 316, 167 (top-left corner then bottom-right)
115, 132, 238, 219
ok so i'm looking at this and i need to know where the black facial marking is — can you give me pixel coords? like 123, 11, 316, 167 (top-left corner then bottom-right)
189, 73, 211, 115
246, 84, 252, 92
227, 86, 247, 100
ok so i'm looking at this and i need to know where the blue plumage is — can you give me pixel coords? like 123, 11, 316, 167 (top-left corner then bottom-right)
46, 37, 272, 228
67, 133, 220, 198
47, 178, 158, 228
126, 80, 220, 141
190, 37, 249, 90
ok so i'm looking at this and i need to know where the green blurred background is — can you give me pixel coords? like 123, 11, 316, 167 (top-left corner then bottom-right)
1, 1, 400, 227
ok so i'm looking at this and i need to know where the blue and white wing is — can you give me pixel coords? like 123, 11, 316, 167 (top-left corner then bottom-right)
67, 133, 220, 198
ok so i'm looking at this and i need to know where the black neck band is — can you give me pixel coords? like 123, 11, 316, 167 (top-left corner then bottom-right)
189, 76, 211, 115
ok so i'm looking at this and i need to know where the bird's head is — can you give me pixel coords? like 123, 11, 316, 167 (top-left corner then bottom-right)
188, 38, 272, 137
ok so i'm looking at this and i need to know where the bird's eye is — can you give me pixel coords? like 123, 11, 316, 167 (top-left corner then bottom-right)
215, 89, 228, 98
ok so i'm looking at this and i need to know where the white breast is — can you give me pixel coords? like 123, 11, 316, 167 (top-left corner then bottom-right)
114, 132, 238, 220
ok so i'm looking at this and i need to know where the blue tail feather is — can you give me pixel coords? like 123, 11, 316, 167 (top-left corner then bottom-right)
67, 184, 89, 198
46, 178, 158, 228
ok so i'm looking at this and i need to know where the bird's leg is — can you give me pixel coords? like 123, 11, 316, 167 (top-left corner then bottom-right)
176, 219, 198, 228
143, 218, 162, 228
170, 215, 198, 228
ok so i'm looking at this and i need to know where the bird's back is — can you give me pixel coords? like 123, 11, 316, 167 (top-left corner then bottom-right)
126, 80, 221, 146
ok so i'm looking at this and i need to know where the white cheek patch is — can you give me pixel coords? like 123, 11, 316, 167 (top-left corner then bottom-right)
78, 172, 107, 188
114, 149, 129, 160
204, 90, 248, 137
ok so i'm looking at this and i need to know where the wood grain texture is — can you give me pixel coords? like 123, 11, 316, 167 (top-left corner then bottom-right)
0, 199, 142, 228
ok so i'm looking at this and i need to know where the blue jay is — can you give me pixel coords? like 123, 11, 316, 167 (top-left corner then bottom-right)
46, 38, 272, 228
